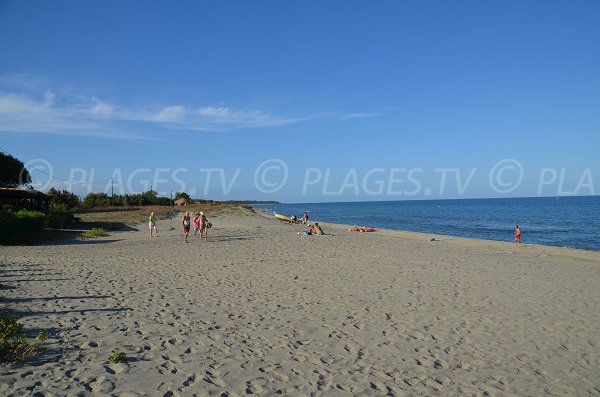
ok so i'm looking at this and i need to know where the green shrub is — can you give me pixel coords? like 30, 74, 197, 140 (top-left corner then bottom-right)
82, 192, 111, 208
0, 310, 45, 365
44, 211, 75, 229
0, 211, 14, 242
14, 209, 45, 230
156, 197, 172, 206
82, 228, 109, 238
107, 350, 126, 363
0, 209, 45, 243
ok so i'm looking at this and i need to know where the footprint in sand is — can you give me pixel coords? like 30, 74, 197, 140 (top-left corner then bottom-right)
203, 370, 225, 387
182, 374, 196, 387
91, 376, 115, 394
316, 371, 333, 391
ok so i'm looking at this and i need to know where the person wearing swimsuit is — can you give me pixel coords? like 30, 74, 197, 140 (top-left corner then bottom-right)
192, 212, 200, 237
199, 211, 209, 241
182, 211, 191, 242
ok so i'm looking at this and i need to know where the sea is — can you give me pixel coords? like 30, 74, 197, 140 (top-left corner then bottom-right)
255, 196, 600, 251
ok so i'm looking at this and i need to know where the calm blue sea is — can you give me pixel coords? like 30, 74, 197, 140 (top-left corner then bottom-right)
255, 196, 600, 251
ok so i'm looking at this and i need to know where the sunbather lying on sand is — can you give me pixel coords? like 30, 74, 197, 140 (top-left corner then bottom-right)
348, 226, 376, 232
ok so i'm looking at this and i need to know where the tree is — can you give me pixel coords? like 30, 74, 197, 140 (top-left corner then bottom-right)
0, 152, 31, 187
142, 190, 159, 205
82, 192, 111, 208
47, 188, 80, 210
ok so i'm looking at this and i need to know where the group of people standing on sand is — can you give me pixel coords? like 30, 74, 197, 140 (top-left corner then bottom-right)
289, 211, 310, 225
182, 211, 210, 242
148, 210, 211, 242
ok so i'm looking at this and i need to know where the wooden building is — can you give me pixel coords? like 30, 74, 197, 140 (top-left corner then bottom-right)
0, 187, 50, 211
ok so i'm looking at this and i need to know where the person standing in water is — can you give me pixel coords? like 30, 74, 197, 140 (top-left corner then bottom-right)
182, 211, 191, 242
149, 212, 158, 237
515, 225, 521, 243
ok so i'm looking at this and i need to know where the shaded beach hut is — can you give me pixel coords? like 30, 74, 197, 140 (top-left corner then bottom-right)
0, 187, 50, 211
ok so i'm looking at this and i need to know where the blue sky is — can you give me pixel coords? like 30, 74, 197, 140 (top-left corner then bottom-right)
1, 1, 599, 202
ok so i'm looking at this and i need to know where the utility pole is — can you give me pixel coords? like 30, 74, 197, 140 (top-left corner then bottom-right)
111, 177, 114, 206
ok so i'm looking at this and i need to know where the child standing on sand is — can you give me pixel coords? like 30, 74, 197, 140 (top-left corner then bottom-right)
515, 225, 521, 243
182, 211, 191, 242
149, 212, 158, 237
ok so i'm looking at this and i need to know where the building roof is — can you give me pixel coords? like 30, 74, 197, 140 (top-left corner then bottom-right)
0, 187, 49, 199
174, 198, 187, 206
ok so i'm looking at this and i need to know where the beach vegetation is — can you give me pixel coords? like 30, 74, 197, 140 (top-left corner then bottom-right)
0, 209, 45, 243
82, 227, 109, 238
107, 350, 127, 363
44, 210, 75, 229
81, 190, 165, 208
48, 187, 80, 209
0, 208, 77, 243
0, 152, 31, 188
0, 310, 46, 365
82, 192, 112, 208
76, 189, 276, 210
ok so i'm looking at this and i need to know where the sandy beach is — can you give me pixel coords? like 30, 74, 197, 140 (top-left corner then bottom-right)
1, 208, 600, 396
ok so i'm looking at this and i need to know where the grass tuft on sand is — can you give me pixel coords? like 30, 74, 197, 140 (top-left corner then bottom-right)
82, 228, 109, 238
0, 310, 47, 365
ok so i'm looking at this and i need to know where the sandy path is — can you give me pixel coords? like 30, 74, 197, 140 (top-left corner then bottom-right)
1, 211, 600, 396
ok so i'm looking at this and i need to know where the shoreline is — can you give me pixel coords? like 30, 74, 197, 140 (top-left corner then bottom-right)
253, 195, 600, 252
255, 207, 600, 259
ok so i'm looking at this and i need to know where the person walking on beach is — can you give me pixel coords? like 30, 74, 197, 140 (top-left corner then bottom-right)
192, 212, 201, 237
199, 211, 209, 240
302, 211, 309, 225
149, 212, 158, 237
182, 211, 191, 242
515, 225, 521, 243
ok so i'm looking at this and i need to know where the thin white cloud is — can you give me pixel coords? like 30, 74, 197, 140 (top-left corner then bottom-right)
198, 106, 269, 123
339, 112, 382, 120
196, 106, 305, 128
88, 98, 114, 117
0, 92, 151, 140
43, 90, 56, 106
0, 76, 381, 139
150, 105, 186, 122
0, 88, 307, 137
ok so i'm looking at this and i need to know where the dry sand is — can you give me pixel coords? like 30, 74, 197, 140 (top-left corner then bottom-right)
1, 209, 600, 396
